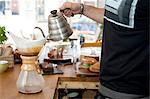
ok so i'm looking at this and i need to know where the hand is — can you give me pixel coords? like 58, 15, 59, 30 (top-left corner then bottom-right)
59, 2, 81, 17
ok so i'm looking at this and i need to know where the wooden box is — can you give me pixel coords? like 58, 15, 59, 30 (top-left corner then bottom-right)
0, 45, 14, 68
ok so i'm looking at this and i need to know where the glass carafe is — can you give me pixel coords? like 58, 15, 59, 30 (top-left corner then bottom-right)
16, 56, 44, 93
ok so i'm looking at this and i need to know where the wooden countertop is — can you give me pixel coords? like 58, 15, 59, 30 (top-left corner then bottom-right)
0, 64, 99, 99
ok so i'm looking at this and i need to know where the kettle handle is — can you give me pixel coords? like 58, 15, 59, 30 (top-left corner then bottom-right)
60, 8, 74, 17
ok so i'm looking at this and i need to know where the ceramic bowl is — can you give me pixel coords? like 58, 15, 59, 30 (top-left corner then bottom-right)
0, 60, 9, 73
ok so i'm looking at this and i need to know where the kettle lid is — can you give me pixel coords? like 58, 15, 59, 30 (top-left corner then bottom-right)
49, 10, 62, 19
50, 10, 57, 17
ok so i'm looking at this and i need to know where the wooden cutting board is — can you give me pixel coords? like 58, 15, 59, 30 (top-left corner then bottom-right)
75, 62, 99, 77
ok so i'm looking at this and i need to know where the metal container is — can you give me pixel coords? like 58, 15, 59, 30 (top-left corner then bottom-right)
48, 10, 73, 41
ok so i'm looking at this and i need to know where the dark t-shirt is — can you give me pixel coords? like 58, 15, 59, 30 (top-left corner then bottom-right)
100, 0, 149, 95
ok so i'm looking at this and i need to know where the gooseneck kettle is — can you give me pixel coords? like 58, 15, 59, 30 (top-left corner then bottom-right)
48, 10, 73, 41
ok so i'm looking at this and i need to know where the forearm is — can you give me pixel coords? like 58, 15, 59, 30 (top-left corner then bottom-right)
83, 5, 104, 24
59, 2, 105, 23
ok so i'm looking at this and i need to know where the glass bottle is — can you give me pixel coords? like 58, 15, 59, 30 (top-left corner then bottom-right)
16, 56, 44, 93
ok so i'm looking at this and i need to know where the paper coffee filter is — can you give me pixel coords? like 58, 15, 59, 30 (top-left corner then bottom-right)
10, 33, 46, 49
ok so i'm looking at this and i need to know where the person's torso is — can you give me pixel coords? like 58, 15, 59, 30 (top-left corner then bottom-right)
100, 0, 149, 95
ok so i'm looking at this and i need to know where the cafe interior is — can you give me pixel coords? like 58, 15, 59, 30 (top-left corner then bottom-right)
0, 0, 105, 99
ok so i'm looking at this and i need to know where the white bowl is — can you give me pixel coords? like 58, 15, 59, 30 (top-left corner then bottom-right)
0, 60, 9, 73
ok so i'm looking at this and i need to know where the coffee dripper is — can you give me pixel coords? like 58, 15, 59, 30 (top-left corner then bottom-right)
10, 32, 46, 94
